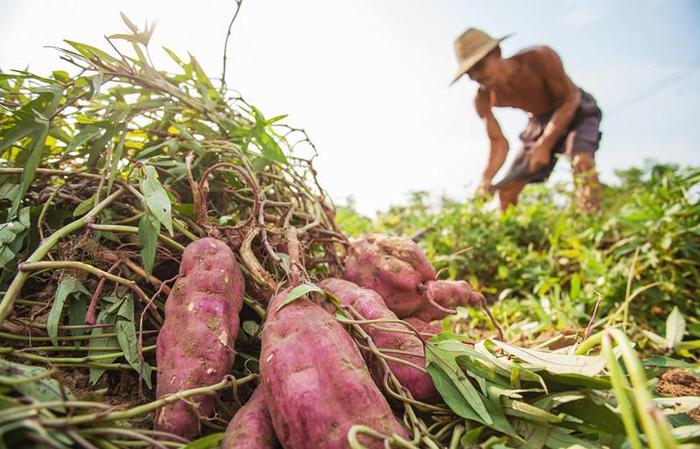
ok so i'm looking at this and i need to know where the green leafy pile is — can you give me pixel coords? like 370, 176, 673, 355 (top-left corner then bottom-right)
423, 330, 698, 449
0, 15, 343, 448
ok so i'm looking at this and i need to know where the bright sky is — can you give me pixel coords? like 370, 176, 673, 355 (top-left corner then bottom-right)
1, 0, 699, 215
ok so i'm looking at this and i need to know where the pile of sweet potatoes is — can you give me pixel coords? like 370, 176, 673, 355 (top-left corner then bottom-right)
153, 234, 481, 446
321, 278, 439, 402
344, 234, 482, 321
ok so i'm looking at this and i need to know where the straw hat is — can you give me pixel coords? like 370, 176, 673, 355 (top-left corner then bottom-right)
450, 28, 513, 85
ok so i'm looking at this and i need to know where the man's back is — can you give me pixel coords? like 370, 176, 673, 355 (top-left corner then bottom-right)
476, 46, 575, 116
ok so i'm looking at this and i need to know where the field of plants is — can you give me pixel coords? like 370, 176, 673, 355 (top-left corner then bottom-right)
0, 14, 698, 449
338, 165, 700, 350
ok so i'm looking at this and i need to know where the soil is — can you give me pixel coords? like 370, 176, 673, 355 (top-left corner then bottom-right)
55, 368, 150, 405
656, 368, 700, 397
655, 368, 700, 423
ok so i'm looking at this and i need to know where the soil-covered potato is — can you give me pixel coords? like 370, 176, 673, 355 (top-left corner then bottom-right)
222, 386, 280, 449
155, 238, 245, 439
321, 278, 438, 402
260, 287, 408, 448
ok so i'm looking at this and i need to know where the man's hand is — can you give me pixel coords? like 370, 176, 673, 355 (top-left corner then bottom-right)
528, 142, 552, 172
476, 178, 495, 198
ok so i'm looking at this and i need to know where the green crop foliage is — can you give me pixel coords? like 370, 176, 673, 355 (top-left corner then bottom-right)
338, 164, 700, 354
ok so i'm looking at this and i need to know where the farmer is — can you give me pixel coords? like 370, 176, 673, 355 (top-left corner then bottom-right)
451, 28, 602, 212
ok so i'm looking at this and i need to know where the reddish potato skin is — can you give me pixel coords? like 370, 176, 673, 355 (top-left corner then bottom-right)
403, 317, 441, 342
413, 280, 481, 322
155, 238, 244, 439
320, 278, 438, 403
222, 387, 279, 449
260, 288, 408, 449
344, 235, 432, 317
344, 235, 479, 321
374, 235, 436, 281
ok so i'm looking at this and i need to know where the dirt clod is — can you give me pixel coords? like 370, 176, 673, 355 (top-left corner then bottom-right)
655, 368, 700, 397
655, 368, 700, 423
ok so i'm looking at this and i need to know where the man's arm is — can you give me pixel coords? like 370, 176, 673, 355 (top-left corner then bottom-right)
475, 88, 508, 189
529, 47, 580, 171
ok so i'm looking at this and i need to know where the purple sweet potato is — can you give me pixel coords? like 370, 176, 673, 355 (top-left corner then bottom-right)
260, 287, 408, 449
344, 235, 434, 317
221, 387, 279, 449
344, 234, 479, 321
374, 235, 436, 281
403, 317, 441, 342
413, 280, 482, 322
155, 238, 244, 439
321, 278, 438, 403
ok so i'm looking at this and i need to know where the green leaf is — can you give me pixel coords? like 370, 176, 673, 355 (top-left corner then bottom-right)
17, 207, 30, 228
47, 276, 89, 346
2, 84, 62, 218
490, 339, 612, 377
0, 359, 74, 406
569, 273, 581, 299
88, 297, 122, 384
671, 424, 700, 443
481, 382, 520, 438
242, 320, 260, 336
72, 194, 95, 217
277, 284, 323, 311
665, 306, 686, 349
138, 212, 159, 276
265, 114, 288, 125
64, 40, 120, 64
0, 224, 21, 244
115, 295, 153, 388
426, 362, 483, 421
255, 128, 288, 165
108, 130, 125, 194
474, 340, 547, 390
119, 12, 139, 33
513, 419, 549, 449
642, 329, 668, 348
67, 294, 88, 346
557, 397, 624, 435
88, 73, 103, 99
506, 401, 564, 424
0, 247, 16, 268
163, 46, 186, 67
66, 126, 102, 151
539, 372, 612, 390
189, 54, 214, 90
544, 427, 599, 449
642, 355, 694, 368
181, 432, 224, 449
426, 343, 492, 424
140, 165, 174, 235
10, 124, 49, 218
251, 106, 288, 165
456, 354, 509, 389
0, 120, 38, 153
460, 426, 485, 446
0, 207, 30, 268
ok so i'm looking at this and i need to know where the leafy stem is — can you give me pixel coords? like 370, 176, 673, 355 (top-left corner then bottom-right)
0, 188, 125, 323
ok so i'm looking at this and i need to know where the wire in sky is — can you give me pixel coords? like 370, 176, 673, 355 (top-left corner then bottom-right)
606, 61, 700, 119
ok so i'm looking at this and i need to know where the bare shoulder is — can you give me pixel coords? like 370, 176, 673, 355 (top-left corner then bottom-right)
510, 45, 562, 67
